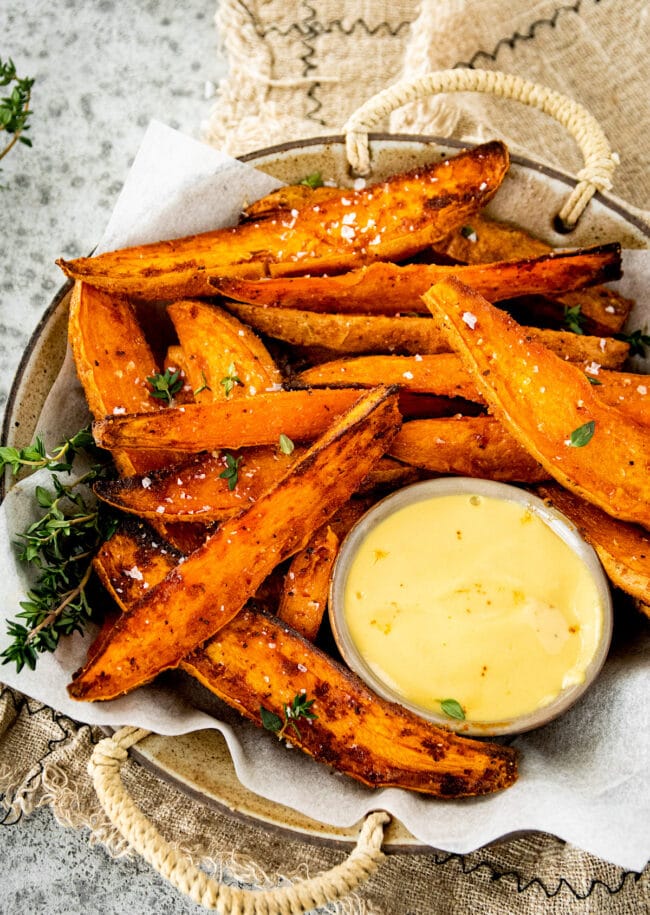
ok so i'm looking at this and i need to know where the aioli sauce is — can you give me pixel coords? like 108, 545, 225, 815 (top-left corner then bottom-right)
343, 493, 604, 723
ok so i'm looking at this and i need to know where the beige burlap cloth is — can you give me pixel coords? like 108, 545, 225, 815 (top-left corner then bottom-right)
2, 2, 649, 912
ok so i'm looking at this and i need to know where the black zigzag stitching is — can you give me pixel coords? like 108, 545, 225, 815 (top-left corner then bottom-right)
0, 685, 100, 826
300, 1, 324, 125
233, 0, 315, 39
313, 17, 415, 38
456, 0, 602, 69
427, 850, 644, 900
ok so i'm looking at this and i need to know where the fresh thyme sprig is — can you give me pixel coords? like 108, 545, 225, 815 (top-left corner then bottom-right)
147, 368, 183, 405
1, 430, 115, 672
220, 362, 243, 398
0, 57, 34, 180
260, 691, 317, 741
0, 427, 93, 477
219, 452, 242, 491
563, 304, 585, 335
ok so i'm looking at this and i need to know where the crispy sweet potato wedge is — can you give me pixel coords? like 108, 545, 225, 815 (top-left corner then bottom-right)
423, 278, 650, 527
68, 386, 402, 700
223, 300, 629, 366
93, 388, 369, 452
536, 483, 650, 603
212, 244, 621, 315
390, 416, 548, 483
277, 525, 339, 641
57, 142, 510, 298
167, 300, 282, 402
94, 447, 303, 522
184, 607, 518, 797
295, 355, 650, 425
67, 281, 180, 475
433, 216, 633, 334
241, 183, 340, 221
92, 518, 518, 797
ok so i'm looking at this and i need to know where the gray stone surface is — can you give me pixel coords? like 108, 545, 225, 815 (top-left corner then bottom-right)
0, 2, 232, 911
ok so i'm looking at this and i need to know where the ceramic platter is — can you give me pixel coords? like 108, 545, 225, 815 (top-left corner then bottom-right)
3, 135, 649, 851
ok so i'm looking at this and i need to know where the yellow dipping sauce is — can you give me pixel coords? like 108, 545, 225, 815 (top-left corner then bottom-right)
342, 493, 604, 723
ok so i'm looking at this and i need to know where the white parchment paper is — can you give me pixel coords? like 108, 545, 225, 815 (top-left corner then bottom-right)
1, 122, 649, 870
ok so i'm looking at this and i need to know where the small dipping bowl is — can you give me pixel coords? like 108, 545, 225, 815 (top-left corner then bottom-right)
329, 478, 613, 736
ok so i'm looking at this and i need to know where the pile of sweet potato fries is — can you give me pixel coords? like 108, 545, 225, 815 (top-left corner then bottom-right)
56, 140, 649, 799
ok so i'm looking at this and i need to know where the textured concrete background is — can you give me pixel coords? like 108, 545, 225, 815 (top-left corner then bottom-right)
1, 2, 230, 911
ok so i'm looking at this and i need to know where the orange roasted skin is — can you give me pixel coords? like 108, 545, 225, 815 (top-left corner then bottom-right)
423, 277, 650, 528
91, 521, 518, 798
68, 386, 402, 701
184, 607, 518, 798
57, 141, 510, 299
212, 243, 621, 315
277, 525, 339, 641
221, 300, 630, 366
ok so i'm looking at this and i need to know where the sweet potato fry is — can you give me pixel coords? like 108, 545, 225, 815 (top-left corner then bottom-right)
184, 607, 518, 797
433, 216, 633, 334
222, 300, 629, 366
93, 388, 370, 452
57, 142, 510, 298
241, 183, 340, 221
423, 278, 650, 527
295, 355, 650, 425
212, 244, 621, 315
167, 300, 282, 402
68, 386, 402, 700
390, 416, 548, 483
94, 447, 303, 522
92, 518, 518, 797
536, 483, 650, 603
67, 280, 180, 475
277, 525, 339, 641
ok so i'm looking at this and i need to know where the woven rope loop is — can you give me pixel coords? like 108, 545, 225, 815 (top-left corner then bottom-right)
89, 726, 389, 913
342, 68, 618, 229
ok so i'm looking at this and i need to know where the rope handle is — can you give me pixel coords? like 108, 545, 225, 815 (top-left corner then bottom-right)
89, 726, 389, 913
343, 68, 618, 230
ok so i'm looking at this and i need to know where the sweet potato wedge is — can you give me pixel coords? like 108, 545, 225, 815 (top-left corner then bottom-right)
536, 483, 650, 603
167, 300, 282, 402
92, 518, 518, 797
222, 300, 629, 366
57, 142, 510, 298
277, 525, 339, 641
389, 416, 548, 483
67, 280, 180, 475
93, 388, 369, 452
295, 355, 650, 425
241, 183, 340, 221
68, 385, 402, 700
93, 447, 303, 522
423, 278, 650, 527
433, 216, 633, 334
184, 607, 518, 797
212, 244, 621, 315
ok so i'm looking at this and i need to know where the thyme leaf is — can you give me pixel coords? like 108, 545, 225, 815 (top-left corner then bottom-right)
147, 368, 183, 405
261, 691, 317, 741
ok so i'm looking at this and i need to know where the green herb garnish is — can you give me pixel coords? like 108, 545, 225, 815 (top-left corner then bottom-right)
568, 420, 596, 447
614, 328, 650, 358
193, 370, 211, 396
0, 427, 93, 477
220, 362, 243, 398
1, 460, 116, 673
586, 375, 602, 386
563, 304, 585, 335
219, 453, 242, 491
147, 368, 183, 405
278, 433, 295, 455
0, 57, 34, 182
440, 698, 466, 721
460, 225, 478, 242
261, 691, 317, 740
299, 171, 324, 189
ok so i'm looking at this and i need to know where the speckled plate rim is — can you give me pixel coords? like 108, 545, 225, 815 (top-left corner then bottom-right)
2, 133, 648, 852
